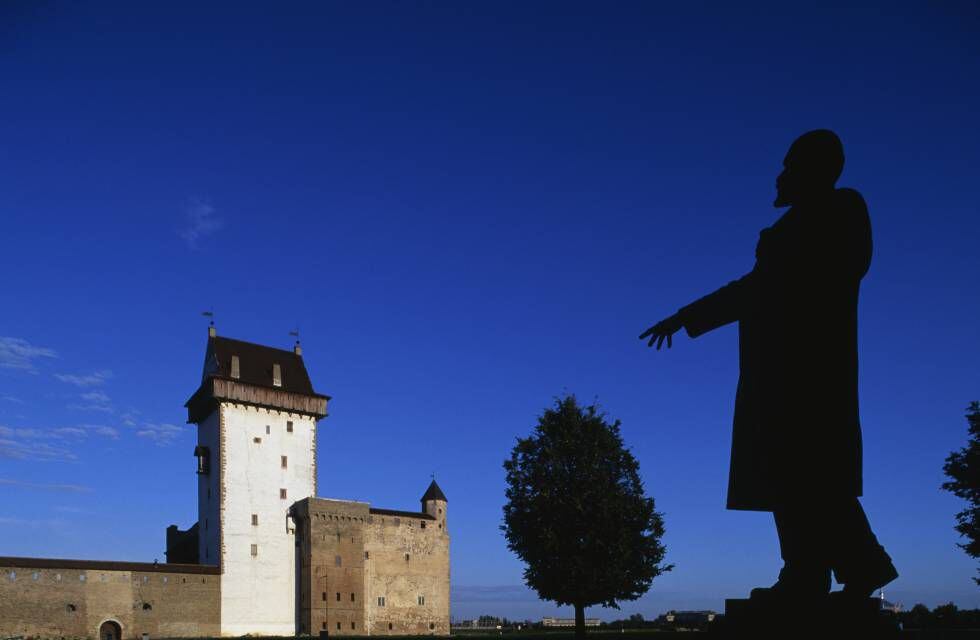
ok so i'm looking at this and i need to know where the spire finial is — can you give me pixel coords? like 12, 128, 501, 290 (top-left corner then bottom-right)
290, 328, 301, 355
203, 310, 215, 337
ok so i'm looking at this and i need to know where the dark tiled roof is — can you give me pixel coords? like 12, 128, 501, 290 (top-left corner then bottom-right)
369, 507, 435, 521
204, 336, 317, 395
0, 556, 219, 575
421, 479, 447, 503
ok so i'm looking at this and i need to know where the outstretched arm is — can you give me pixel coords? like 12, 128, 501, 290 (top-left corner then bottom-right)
640, 270, 755, 349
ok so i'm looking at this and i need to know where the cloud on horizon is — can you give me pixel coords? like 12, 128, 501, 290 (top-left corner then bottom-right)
0, 423, 122, 461
0, 337, 56, 373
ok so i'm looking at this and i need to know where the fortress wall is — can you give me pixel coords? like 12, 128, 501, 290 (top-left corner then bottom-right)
0, 560, 220, 639
364, 512, 449, 636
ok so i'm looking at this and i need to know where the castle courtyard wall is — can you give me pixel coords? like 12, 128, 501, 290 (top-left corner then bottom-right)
0, 558, 220, 639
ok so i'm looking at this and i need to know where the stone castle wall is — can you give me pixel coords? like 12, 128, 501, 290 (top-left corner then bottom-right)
0, 559, 220, 639
294, 497, 449, 636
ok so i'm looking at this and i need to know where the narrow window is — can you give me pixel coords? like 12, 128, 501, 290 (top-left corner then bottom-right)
365, 551, 370, 560
266, 425, 270, 434
230, 355, 240, 379
418, 595, 425, 605
205, 518, 208, 530
421, 521, 426, 529
430, 623, 435, 630
281, 455, 288, 469
322, 592, 327, 601
194, 446, 210, 474
66, 604, 76, 613
254, 437, 262, 444
322, 622, 326, 630
389, 623, 393, 631
280, 488, 287, 500
351, 622, 356, 630
336, 622, 341, 631
351, 593, 355, 602
335, 555, 342, 567
251, 514, 258, 526
272, 363, 282, 387
405, 553, 410, 562
336, 592, 341, 602
287, 421, 293, 433
142, 602, 152, 611
251, 544, 258, 557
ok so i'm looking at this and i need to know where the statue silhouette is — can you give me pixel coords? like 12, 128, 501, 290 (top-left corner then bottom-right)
640, 130, 898, 603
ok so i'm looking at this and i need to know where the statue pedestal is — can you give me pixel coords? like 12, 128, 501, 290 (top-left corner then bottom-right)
715, 596, 898, 636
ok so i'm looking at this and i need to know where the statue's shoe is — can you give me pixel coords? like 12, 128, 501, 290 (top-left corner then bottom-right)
840, 559, 899, 598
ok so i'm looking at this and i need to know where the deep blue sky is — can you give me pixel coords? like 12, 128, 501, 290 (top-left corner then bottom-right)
1, 1, 978, 620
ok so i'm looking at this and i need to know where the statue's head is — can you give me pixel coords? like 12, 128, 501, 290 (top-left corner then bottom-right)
774, 129, 844, 207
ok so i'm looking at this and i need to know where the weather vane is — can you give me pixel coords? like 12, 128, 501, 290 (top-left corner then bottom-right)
202, 309, 214, 326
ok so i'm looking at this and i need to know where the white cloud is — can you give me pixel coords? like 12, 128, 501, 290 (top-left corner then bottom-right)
136, 422, 183, 446
55, 370, 111, 387
1, 395, 23, 403
0, 337, 56, 373
0, 478, 93, 493
179, 197, 223, 249
0, 422, 121, 461
80, 390, 110, 403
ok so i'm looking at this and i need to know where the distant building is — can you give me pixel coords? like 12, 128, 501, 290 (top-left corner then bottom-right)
541, 617, 601, 627
0, 329, 450, 639
658, 610, 718, 626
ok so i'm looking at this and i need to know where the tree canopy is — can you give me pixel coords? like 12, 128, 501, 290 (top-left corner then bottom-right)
942, 401, 980, 585
501, 395, 671, 637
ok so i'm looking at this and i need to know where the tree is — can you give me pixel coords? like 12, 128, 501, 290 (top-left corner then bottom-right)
942, 402, 980, 584
501, 395, 672, 640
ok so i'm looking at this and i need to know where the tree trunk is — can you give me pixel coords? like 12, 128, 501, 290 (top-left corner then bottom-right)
575, 603, 585, 640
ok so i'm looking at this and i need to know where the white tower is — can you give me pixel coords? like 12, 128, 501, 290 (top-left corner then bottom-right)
186, 327, 329, 636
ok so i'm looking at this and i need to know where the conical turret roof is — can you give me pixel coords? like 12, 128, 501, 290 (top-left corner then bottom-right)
421, 479, 447, 503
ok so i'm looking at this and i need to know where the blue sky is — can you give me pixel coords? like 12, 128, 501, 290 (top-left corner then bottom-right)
1, 1, 979, 620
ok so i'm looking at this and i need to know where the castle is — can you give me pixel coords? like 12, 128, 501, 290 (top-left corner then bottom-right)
0, 329, 450, 639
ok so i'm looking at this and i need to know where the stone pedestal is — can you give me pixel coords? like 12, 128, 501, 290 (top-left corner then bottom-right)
712, 596, 899, 636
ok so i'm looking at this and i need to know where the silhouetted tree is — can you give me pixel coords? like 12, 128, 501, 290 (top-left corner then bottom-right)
942, 402, 980, 584
502, 395, 671, 640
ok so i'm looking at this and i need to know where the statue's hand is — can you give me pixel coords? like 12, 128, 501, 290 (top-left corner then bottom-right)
639, 314, 683, 350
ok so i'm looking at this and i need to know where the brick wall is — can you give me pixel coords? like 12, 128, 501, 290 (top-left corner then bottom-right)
0, 559, 220, 639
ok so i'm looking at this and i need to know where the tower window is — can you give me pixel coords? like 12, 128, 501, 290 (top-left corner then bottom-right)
266, 425, 270, 434
365, 551, 370, 559
335, 555, 342, 567
254, 437, 262, 444
194, 446, 210, 474
287, 421, 293, 433
272, 363, 282, 387
336, 622, 341, 631
389, 623, 393, 631
378, 596, 385, 607
352, 622, 356, 630
421, 521, 426, 529
322, 592, 327, 601
430, 623, 435, 630
280, 488, 287, 500
405, 553, 410, 562
351, 593, 355, 602
230, 355, 240, 379
418, 595, 425, 606
251, 514, 258, 526
336, 592, 341, 601
281, 455, 288, 469
251, 544, 258, 557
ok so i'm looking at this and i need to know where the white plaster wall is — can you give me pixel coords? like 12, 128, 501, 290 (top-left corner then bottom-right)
217, 403, 317, 636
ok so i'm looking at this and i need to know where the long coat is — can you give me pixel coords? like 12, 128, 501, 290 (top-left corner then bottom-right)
678, 188, 872, 512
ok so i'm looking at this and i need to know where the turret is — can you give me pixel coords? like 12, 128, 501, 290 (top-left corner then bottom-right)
421, 479, 448, 533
